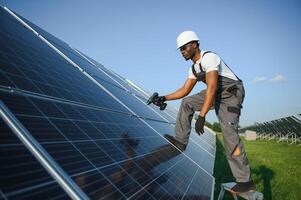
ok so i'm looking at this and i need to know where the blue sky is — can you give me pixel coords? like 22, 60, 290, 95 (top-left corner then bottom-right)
1, 0, 300, 126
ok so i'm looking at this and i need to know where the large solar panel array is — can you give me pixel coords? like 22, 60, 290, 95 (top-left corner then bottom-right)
239, 114, 301, 137
239, 114, 301, 145
0, 6, 216, 200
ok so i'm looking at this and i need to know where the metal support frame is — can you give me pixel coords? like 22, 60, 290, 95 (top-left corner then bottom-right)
0, 101, 89, 200
278, 133, 289, 143
257, 133, 262, 139
249, 121, 300, 146
277, 134, 283, 143
268, 132, 279, 141
286, 132, 294, 143
296, 135, 301, 146
289, 133, 298, 145
260, 132, 268, 140
262, 133, 271, 140
259, 133, 264, 139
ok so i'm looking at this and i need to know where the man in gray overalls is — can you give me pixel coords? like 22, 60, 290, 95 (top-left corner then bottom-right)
152, 31, 256, 194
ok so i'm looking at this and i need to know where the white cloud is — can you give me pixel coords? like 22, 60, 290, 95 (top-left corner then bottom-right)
252, 75, 286, 84
270, 75, 286, 82
252, 76, 267, 83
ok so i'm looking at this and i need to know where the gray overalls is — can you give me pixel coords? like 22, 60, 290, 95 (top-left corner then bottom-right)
174, 52, 251, 182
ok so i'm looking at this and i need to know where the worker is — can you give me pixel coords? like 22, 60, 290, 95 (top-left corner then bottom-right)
151, 31, 256, 194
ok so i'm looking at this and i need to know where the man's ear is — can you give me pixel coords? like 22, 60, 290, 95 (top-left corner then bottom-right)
192, 42, 198, 48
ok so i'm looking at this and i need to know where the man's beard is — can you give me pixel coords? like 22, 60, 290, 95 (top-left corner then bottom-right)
184, 53, 194, 61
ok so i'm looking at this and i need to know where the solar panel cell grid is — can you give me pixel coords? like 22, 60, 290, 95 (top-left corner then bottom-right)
1, 90, 213, 199
13, 12, 209, 135
0, 9, 128, 113
0, 119, 70, 200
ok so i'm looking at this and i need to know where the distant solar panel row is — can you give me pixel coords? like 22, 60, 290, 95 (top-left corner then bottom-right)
240, 114, 301, 137
0, 6, 215, 200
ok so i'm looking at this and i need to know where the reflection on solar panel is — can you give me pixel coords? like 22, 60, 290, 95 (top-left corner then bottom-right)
0, 6, 216, 200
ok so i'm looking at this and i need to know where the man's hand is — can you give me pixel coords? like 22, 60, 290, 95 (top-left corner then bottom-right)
147, 93, 167, 110
195, 116, 205, 135
153, 95, 167, 110
153, 96, 166, 106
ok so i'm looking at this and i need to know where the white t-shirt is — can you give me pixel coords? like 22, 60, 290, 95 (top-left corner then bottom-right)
188, 50, 238, 81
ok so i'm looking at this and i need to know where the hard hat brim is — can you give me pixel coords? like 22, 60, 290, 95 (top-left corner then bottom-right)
176, 40, 198, 50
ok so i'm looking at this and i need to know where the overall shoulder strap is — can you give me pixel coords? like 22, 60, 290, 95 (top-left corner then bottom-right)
192, 51, 210, 77
191, 64, 198, 77
202, 51, 212, 57
197, 51, 211, 72
221, 59, 241, 81
203, 51, 241, 81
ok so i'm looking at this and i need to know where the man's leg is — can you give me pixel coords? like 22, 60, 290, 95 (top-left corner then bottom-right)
215, 84, 255, 193
174, 90, 206, 145
216, 104, 251, 182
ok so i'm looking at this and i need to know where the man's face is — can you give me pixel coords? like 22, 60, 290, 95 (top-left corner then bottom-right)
180, 42, 196, 61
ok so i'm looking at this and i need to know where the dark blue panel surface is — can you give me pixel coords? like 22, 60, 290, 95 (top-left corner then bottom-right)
11, 13, 179, 124
145, 119, 215, 173
1, 89, 213, 199
0, 8, 128, 113
0, 119, 70, 200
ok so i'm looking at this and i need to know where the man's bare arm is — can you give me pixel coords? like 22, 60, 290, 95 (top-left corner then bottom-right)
165, 78, 197, 101
199, 71, 218, 116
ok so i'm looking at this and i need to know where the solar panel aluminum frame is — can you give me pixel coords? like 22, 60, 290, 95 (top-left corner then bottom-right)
0, 100, 89, 200
125, 78, 151, 98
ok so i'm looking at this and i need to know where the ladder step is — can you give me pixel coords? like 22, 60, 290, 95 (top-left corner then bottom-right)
218, 182, 263, 200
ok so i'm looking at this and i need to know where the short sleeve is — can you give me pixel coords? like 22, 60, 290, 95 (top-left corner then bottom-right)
188, 67, 197, 79
201, 52, 220, 72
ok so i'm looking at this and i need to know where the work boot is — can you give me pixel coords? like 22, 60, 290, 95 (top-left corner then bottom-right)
164, 134, 187, 151
230, 180, 256, 194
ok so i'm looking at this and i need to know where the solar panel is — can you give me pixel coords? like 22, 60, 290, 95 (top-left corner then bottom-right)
0, 6, 215, 200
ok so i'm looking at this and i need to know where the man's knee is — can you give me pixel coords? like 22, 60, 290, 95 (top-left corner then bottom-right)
232, 146, 241, 156
181, 97, 193, 111
221, 125, 241, 155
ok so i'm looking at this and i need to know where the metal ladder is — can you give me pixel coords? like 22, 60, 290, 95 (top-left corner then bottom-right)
218, 182, 263, 200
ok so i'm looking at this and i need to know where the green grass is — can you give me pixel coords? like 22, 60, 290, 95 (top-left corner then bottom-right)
213, 133, 301, 200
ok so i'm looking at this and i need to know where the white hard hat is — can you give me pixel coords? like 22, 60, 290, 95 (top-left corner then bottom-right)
176, 31, 199, 49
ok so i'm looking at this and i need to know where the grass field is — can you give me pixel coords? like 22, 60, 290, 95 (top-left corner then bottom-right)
213, 133, 301, 200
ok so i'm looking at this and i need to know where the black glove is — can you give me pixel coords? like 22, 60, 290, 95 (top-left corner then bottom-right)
195, 116, 205, 135
147, 92, 167, 110
153, 95, 166, 106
